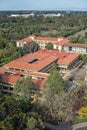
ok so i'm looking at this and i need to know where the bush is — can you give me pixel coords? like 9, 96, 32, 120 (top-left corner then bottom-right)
77, 107, 87, 117
72, 117, 87, 125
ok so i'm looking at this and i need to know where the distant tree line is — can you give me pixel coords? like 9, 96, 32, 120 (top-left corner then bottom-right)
0, 12, 87, 65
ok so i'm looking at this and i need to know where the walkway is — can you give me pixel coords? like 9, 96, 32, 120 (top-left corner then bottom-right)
72, 122, 87, 130
44, 122, 72, 130
45, 122, 87, 130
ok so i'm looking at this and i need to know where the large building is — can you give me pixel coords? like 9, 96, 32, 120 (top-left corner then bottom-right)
16, 35, 87, 54
16, 35, 69, 49
0, 50, 80, 94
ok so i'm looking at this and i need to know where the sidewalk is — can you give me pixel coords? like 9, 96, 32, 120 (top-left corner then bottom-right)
44, 121, 72, 130
45, 122, 87, 130
72, 122, 87, 130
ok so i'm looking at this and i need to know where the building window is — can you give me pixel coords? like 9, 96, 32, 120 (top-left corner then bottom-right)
69, 46, 72, 51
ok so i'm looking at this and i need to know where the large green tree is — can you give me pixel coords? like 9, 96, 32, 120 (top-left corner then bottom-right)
45, 65, 65, 94
26, 112, 45, 130
0, 95, 45, 130
13, 77, 37, 101
22, 41, 39, 55
1, 113, 26, 130
45, 42, 53, 50
42, 66, 75, 121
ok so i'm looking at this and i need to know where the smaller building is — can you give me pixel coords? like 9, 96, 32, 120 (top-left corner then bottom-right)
16, 35, 87, 54
16, 35, 69, 49
16, 37, 32, 47
0, 67, 48, 94
63, 43, 87, 54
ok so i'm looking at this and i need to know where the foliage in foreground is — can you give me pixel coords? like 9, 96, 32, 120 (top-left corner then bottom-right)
13, 77, 37, 101
72, 117, 87, 125
77, 107, 87, 117
0, 95, 45, 130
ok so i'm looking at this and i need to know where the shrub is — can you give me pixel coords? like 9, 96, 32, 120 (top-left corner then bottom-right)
77, 107, 87, 117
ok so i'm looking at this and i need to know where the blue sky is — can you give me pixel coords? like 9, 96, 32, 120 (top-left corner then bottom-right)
0, 0, 87, 11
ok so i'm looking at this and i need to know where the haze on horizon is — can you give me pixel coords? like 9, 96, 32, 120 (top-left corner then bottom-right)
0, 0, 87, 11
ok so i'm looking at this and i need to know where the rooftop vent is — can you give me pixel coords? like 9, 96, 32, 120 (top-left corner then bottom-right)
29, 58, 39, 64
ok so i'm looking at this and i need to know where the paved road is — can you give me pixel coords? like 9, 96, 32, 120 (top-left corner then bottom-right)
45, 122, 87, 130
76, 127, 87, 130
72, 122, 87, 130
44, 122, 72, 130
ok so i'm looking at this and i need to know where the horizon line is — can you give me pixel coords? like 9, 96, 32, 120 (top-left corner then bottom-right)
0, 9, 87, 12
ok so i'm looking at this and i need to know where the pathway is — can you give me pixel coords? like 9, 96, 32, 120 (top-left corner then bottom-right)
72, 122, 87, 130
45, 122, 87, 130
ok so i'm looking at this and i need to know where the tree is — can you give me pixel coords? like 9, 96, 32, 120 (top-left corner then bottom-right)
13, 77, 37, 101
80, 54, 87, 61
42, 66, 80, 121
45, 42, 53, 50
1, 113, 26, 130
44, 65, 65, 94
23, 41, 39, 54
1, 96, 22, 116
26, 112, 45, 130
43, 86, 79, 121
42, 66, 65, 120
0, 94, 44, 130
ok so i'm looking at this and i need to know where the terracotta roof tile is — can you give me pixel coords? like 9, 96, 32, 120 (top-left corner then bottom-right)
4, 53, 58, 72
58, 53, 79, 65
0, 67, 6, 74
32, 78, 47, 89
4, 50, 80, 70
0, 73, 47, 89
1, 74, 23, 84
16, 35, 66, 44
17, 37, 32, 42
35, 36, 58, 42
0, 50, 80, 89
55, 38, 69, 46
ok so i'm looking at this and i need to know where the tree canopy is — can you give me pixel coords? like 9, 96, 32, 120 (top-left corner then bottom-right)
22, 41, 39, 55
45, 65, 65, 94
0, 95, 45, 130
13, 77, 37, 101
0, 12, 87, 65
45, 42, 53, 50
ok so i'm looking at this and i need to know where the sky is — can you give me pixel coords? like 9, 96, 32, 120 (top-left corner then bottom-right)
0, 0, 87, 11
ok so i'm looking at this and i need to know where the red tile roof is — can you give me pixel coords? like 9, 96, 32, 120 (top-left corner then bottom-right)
55, 38, 69, 46
0, 66, 48, 89
4, 52, 58, 72
0, 67, 6, 74
1, 73, 23, 84
16, 35, 66, 44
37, 49, 70, 59
0, 50, 80, 89
32, 78, 47, 89
0, 67, 48, 79
0, 72, 47, 89
35, 36, 58, 42
58, 53, 79, 65
4, 50, 80, 71
17, 37, 32, 43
